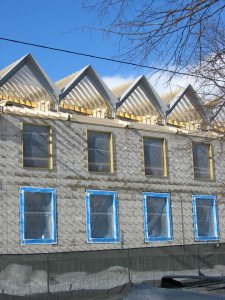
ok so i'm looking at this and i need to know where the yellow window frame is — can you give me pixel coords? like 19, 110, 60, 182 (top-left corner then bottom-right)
192, 142, 214, 180
142, 137, 167, 177
22, 123, 53, 170
87, 129, 114, 174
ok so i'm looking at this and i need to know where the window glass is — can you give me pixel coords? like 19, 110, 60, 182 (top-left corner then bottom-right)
88, 131, 112, 173
23, 125, 51, 168
143, 193, 172, 242
144, 138, 165, 176
24, 192, 52, 240
193, 143, 212, 179
86, 190, 119, 243
24, 213, 52, 240
193, 195, 219, 241
20, 187, 57, 244
90, 195, 114, 238
146, 197, 168, 237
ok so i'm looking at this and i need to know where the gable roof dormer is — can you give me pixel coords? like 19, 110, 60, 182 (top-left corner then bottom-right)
113, 76, 168, 123
57, 65, 117, 117
208, 98, 225, 129
166, 85, 210, 129
0, 54, 60, 110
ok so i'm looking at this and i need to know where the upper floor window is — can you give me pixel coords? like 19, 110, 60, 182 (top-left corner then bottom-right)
23, 124, 53, 169
87, 131, 113, 173
142, 192, 172, 242
192, 143, 213, 180
192, 195, 219, 241
20, 187, 57, 244
86, 190, 119, 243
143, 138, 167, 176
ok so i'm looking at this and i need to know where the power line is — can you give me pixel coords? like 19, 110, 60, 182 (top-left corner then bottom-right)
0, 36, 225, 83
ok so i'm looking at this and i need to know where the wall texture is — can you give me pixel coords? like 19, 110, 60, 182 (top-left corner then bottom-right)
1, 113, 225, 254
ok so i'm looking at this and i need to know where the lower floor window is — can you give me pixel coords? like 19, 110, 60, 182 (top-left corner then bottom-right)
192, 195, 219, 241
86, 190, 119, 243
20, 187, 57, 244
142, 192, 172, 242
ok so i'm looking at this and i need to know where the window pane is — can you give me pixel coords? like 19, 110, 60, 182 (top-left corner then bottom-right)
24, 192, 52, 213
90, 195, 113, 214
146, 197, 168, 237
23, 125, 50, 168
24, 213, 52, 239
88, 132, 110, 151
89, 194, 115, 239
90, 214, 114, 238
23, 132, 49, 158
196, 198, 215, 237
144, 138, 164, 176
88, 149, 109, 164
88, 149, 110, 172
20, 187, 56, 244
193, 144, 210, 179
23, 158, 50, 168
88, 132, 111, 172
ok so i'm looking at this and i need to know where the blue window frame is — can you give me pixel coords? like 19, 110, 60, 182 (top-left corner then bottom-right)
142, 192, 172, 242
20, 187, 57, 244
192, 195, 219, 241
86, 190, 119, 243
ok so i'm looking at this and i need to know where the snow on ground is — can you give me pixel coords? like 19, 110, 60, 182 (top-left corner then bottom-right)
0, 264, 129, 296
0, 263, 223, 296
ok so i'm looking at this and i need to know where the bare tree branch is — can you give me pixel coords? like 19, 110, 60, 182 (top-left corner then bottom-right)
83, 0, 225, 119
83, 0, 225, 69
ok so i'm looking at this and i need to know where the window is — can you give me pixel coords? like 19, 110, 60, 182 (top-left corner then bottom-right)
192, 195, 219, 241
86, 190, 119, 243
142, 192, 172, 242
23, 124, 53, 169
87, 131, 113, 173
20, 187, 57, 244
143, 138, 167, 176
192, 143, 213, 180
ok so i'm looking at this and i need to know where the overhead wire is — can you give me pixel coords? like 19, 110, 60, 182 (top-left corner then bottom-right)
1, 37, 225, 83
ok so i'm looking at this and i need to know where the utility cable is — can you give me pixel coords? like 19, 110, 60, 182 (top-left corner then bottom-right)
1, 37, 225, 83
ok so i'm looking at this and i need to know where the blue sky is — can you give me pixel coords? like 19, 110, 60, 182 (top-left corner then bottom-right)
0, 0, 145, 84
2, 0, 222, 94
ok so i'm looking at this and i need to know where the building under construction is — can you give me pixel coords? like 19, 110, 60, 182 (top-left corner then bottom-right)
0, 54, 225, 298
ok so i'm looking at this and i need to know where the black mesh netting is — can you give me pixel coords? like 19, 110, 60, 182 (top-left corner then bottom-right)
0, 243, 225, 299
